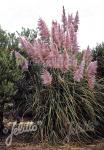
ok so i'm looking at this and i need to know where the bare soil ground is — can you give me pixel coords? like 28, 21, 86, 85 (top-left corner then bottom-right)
0, 139, 104, 150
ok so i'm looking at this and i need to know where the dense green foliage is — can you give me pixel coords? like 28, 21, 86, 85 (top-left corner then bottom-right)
0, 26, 37, 49
93, 43, 104, 78
0, 26, 37, 133
0, 48, 22, 133
0, 49, 21, 100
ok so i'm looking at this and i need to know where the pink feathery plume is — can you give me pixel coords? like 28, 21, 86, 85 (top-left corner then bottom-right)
45, 48, 61, 69
63, 31, 71, 50
20, 37, 50, 63
68, 14, 74, 27
86, 61, 97, 88
62, 6, 67, 32
31, 39, 41, 59
72, 33, 79, 53
38, 18, 50, 40
60, 25, 65, 44
69, 23, 75, 43
50, 42, 59, 56
37, 40, 50, 61
74, 11, 79, 32
41, 70, 52, 85
20, 37, 35, 58
51, 21, 62, 48
57, 24, 64, 47
45, 50, 64, 70
74, 11, 79, 24
45, 48, 69, 71
41, 43, 50, 58
56, 54, 63, 69
46, 50, 69, 71
87, 77, 95, 89
20, 37, 32, 50
32, 39, 41, 57
67, 13, 79, 53
86, 61, 97, 77
19, 6, 80, 74
21, 60, 28, 71
63, 50, 69, 70
46, 50, 66, 71
82, 46, 92, 65
12, 50, 28, 71
45, 51, 55, 68
44, 43, 58, 68
70, 56, 78, 71
68, 19, 79, 53
74, 60, 85, 82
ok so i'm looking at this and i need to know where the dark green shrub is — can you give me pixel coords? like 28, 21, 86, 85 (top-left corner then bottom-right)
0, 49, 22, 133
93, 43, 104, 78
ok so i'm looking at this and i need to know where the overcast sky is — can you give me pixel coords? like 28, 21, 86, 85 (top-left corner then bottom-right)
0, 0, 104, 49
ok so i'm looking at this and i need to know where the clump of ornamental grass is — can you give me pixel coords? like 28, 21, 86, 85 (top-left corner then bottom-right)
12, 7, 104, 143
